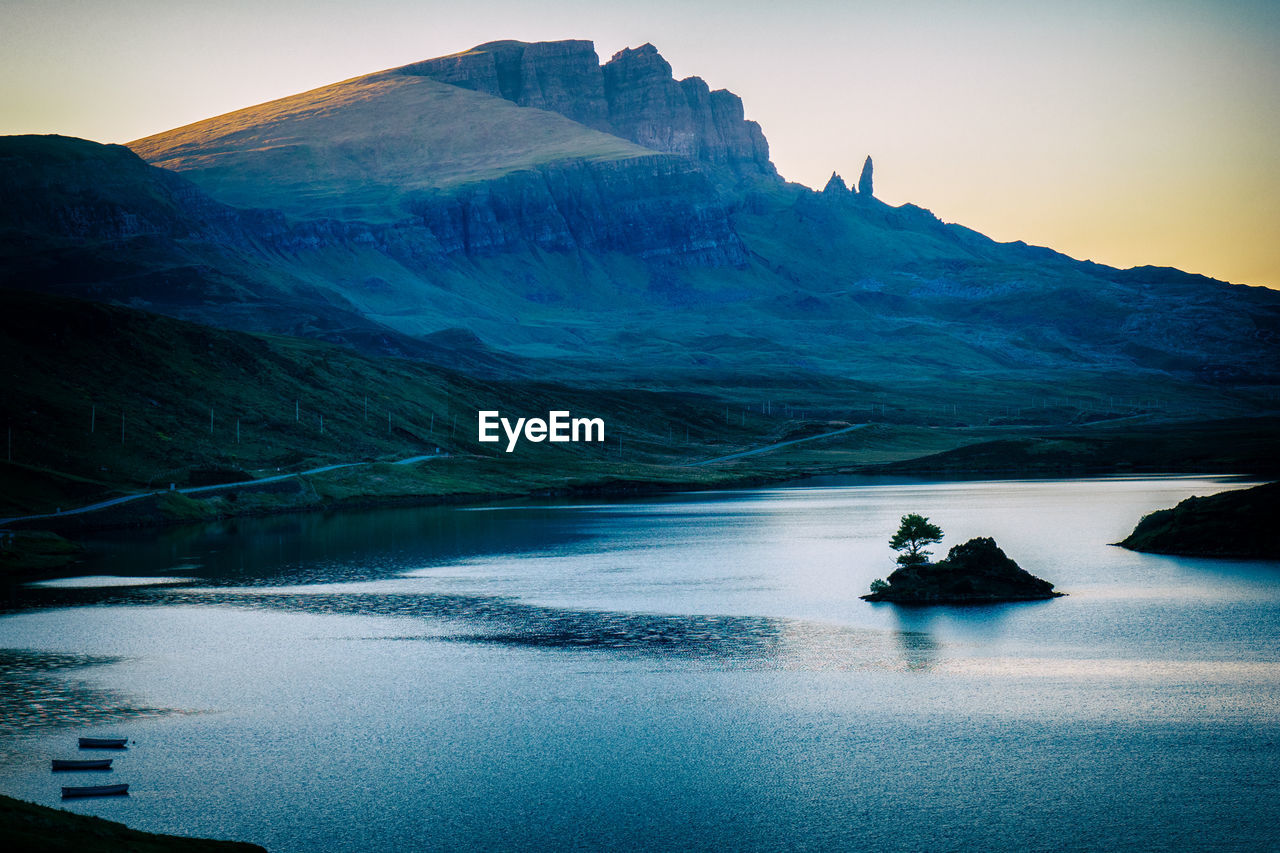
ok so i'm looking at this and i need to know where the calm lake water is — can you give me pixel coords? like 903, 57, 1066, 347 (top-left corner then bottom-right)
1, 476, 1278, 852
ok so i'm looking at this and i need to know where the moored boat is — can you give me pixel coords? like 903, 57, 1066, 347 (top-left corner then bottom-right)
78, 737, 127, 749
61, 783, 128, 798
52, 759, 113, 771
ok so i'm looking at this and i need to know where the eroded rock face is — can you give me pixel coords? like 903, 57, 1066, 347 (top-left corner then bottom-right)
409, 155, 748, 265
858, 156, 874, 197
823, 172, 850, 195
603, 44, 777, 180
395, 40, 779, 181
396, 40, 609, 128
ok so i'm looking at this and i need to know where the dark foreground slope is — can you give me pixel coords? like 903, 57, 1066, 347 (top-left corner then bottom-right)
0, 794, 265, 853
0, 134, 513, 373
1119, 481, 1280, 559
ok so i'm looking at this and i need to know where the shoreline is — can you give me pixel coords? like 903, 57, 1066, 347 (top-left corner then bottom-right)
5, 461, 1261, 539
0, 793, 266, 852
4, 456, 1265, 536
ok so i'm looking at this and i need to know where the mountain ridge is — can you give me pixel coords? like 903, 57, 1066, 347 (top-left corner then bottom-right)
387, 39, 778, 182
2, 38, 1277, 421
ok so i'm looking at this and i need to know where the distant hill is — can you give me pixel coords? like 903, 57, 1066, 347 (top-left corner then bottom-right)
3, 39, 1278, 421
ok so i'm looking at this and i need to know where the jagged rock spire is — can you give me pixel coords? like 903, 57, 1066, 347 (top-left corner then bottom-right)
858, 155, 874, 197
823, 171, 848, 194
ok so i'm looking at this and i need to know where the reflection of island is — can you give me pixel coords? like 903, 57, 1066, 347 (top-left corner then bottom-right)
895, 628, 939, 671
890, 607, 938, 670
862, 538, 1063, 604
1118, 482, 1280, 559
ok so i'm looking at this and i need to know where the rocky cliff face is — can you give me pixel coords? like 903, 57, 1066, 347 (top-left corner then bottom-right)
858, 156, 874, 197
823, 172, 849, 195
392, 40, 779, 182
408, 155, 746, 265
601, 44, 777, 181
396, 40, 611, 129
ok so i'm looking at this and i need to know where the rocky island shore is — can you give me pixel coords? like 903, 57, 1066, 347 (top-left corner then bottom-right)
1118, 481, 1280, 559
862, 537, 1063, 604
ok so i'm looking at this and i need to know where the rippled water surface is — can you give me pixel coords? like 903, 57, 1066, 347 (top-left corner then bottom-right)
1, 476, 1278, 851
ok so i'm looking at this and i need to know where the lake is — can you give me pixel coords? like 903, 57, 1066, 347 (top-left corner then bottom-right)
1, 476, 1278, 851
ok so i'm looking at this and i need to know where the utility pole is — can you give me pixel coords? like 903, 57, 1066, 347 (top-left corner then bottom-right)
364, 396, 368, 421
210, 408, 214, 434
320, 415, 324, 434
295, 400, 299, 422
91, 404, 95, 434
236, 419, 240, 444
388, 410, 391, 434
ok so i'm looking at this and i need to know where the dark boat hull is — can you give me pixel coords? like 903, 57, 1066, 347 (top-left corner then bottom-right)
62, 784, 128, 798
52, 759, 113, 771
78, 737, 127, 749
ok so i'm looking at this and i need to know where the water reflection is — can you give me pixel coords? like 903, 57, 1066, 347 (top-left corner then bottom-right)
163, 588, 794, 662
0, 649, 171, 763
120, 587, 934, 671
39, 502, 599, 590
895, 631, 939, 671
884, 609, 938, 671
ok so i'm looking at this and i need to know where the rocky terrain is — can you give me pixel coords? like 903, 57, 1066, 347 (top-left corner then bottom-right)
395, 40, 778, 182
862, 537, 1063, 603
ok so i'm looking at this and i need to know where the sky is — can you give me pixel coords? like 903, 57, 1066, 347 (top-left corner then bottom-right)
3, 0, 1278, 288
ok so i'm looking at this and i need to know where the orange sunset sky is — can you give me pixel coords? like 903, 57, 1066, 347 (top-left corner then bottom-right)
3, 0, 1277, 289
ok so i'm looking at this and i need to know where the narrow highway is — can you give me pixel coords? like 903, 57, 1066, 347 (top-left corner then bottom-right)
688, 423, 869, 466
0, 453, 447, 526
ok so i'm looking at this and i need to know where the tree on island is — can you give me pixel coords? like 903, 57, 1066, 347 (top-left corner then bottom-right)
889, 514, 943, 566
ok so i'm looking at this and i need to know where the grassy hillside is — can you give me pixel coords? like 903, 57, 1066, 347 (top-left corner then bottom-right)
0, 288, 871, 518
130, 74, 653, 221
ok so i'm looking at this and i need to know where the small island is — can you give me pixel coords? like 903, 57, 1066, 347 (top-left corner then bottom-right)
862, 515, 1063, 604
1117, 481, 1280, 559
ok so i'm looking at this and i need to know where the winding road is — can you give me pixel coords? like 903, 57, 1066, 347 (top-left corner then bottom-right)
3, 424, 870, 526
0, 454, 448, 527
687, 423, 869, 466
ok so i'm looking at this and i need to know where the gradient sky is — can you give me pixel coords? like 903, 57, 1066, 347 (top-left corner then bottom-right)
3, 0, 1278, 288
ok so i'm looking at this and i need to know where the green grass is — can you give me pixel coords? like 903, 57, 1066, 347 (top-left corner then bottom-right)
0, 531, 83, 576
4, 289, 1275, 524
0, 289, 844, 516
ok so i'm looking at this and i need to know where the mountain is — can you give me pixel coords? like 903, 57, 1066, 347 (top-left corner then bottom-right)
4, 39, 1279, 421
